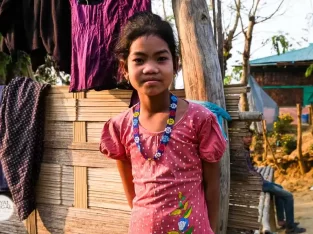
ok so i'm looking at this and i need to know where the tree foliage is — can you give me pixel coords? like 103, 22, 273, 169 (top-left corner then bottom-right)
305, 64, 313, 78
271, 34, 290, 55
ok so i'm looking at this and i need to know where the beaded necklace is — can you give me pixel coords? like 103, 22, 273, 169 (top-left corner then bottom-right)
133, 93, 178, 161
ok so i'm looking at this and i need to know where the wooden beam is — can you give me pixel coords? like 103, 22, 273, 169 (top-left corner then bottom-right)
238, 111, 263, 121
297, 104, 307, 174
262, 120, 268, 162
25, 209, 37, 234
262, 167, 274, 233
172, 1, 229, 233
261, 120, 281, 172
74, 166, 88, 208
311, 103, 313, 136
73, 122, 87, 142
309, 104, 312, 125
73, 91, 88, 209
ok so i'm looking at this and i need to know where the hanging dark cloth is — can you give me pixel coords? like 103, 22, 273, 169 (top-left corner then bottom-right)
0, 0, 71, 74
69, 0, 151, 92
0, 85, 8, 192
0, 77, 50, 220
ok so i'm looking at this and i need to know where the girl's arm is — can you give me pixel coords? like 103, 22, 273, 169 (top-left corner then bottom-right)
202, 160, 220, 233
116, 159, 135, 209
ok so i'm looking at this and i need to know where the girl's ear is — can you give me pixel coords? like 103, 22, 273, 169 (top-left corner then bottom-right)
119, 60, 129, 80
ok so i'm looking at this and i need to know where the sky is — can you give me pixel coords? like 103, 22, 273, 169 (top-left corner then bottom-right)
151, 0, 313, 86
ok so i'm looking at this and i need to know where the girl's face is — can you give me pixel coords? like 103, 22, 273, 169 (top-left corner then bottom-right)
125, 35, 175, 97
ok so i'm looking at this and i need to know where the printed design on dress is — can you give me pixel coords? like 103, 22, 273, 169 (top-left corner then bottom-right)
167, 192, 194, 234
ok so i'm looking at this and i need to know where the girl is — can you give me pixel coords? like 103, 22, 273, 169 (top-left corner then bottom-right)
100, 12, 226, 234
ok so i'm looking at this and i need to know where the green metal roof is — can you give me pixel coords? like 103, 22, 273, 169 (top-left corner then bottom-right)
250, 43, 313, 66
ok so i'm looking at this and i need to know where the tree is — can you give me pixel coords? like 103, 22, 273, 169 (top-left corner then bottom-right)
172, 1, 230, 233
234, 0, 286, 111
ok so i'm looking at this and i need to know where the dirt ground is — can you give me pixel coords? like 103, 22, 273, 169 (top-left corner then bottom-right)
276, 190, 313, 234
273, 160, 313, 234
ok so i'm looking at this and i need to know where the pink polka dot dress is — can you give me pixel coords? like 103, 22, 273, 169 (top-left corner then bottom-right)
100, 102, 226, 234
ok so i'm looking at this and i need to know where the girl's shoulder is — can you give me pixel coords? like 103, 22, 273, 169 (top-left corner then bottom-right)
184, 100, 215, 121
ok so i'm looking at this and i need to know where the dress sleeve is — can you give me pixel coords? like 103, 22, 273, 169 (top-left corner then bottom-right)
198, 114, 227, 163
99, 119, 127, 160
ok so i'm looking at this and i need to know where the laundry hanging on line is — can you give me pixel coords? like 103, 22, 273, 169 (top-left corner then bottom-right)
69, 0, 151, 92
0, 77, 50, 220
0, 0, 71, 75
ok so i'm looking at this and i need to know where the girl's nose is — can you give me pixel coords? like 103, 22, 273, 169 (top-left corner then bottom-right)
142, 61, 159, 74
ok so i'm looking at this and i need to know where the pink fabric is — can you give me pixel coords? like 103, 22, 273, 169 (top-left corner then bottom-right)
100, 102, 226, 234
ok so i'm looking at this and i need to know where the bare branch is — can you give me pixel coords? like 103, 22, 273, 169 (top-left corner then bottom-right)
255, 0, 285, 24
234, 0, 246, 39
249, 0, 255, 16
227, 0, 240, 42
223, 10, 235, 34
233, 26, 248, 39
253, 0, 261, 16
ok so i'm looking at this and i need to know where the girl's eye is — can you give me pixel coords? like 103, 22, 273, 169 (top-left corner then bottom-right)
133, 58, 144, 64
158, 57, 168, 62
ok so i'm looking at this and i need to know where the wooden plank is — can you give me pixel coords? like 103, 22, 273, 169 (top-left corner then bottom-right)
45, 98, 76, 107
87, 168, 129, 211
25, 210, 37, 234
78, 99, 130, 107
73, 92, 88, 209
45, 141, 99, 151
77, 113, 118, 122
45, 121, 73, 141
74, 167, 88, 209
36, 163, 61, 205
43, 149, 114, 168
36, 204, 130, 234
62, 166, 74, 207
45, 114, 76, 121
87, 122, 105, 142
73, 122, 86, 142
78, 107, 129, 113
262, 167, 274, 233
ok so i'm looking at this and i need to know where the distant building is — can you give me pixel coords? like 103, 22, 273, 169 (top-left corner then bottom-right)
250, 44, 313, 107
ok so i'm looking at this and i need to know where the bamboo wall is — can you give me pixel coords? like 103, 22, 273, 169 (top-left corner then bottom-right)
0, 86, 263, 234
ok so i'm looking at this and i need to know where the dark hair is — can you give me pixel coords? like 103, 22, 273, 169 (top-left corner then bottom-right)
245, 129, 254, 137
115, 11, 178, 72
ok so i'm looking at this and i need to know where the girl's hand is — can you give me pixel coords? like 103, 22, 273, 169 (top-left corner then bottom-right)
202, 161, 220, 233
116, 159, 135, 209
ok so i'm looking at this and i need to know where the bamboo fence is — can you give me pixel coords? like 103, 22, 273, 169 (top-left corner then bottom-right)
0, 86, 265, 234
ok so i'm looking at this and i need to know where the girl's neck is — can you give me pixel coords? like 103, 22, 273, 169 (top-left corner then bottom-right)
138, 90, 170, 114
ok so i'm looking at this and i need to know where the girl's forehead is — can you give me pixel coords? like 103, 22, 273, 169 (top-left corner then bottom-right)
129, 35, 170, 53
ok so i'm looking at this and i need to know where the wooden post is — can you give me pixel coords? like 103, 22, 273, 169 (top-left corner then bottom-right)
308, 105, 312, 125
311, 103, 313, 136
172, 1, 230, 233
73, 92, 88, 208
25, 210, 37, 234
297, 104, 306, 175
262, 120, 281, 172
262, 120, 268, 162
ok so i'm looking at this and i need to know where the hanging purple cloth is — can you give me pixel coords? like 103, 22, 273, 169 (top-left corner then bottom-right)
69, 0, 151, 92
